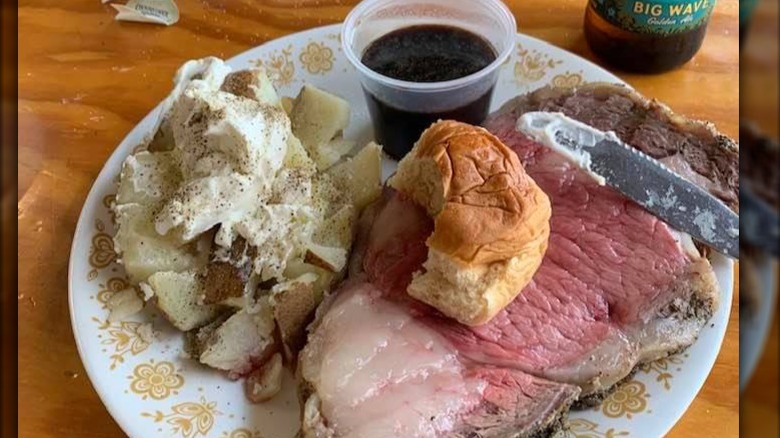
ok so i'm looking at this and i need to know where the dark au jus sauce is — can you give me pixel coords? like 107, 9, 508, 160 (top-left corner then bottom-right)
361, 25, 497, 159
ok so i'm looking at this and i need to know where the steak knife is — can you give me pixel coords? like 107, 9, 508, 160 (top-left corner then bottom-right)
740, 184, 780, 257
517, 112, 740, 259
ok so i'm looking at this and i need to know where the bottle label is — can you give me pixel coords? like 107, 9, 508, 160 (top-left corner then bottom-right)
590, 0, 716, 35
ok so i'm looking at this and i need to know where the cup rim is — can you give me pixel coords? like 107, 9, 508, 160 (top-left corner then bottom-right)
341, 0, 517, 93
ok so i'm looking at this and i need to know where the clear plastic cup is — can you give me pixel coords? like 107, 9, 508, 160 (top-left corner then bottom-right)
342, 0, 517, 159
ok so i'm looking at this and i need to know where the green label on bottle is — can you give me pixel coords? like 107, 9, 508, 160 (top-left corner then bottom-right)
591, 0, 716, 35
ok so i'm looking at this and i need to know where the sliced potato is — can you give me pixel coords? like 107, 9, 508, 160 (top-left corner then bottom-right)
283, 135, 317, 171
114, 204, 208, 283
313, 204, 356, 249
245, 353, 283, 403
310, 137, 357, 171
199, 298, 276, 376
290, 84, 351, 170
220, 68, 281, 108
202, 236, 255, 305
184, 312, 232, 359
309, 174, 347, 219
284, 260, 334, 296
304, 243, 347, 273
271, 273, 321, 360
147, 270, 220, 331
117, 151, 181, 205
107, 287, 144, 322
280, 96, 294, 115
327, 142, 383, 211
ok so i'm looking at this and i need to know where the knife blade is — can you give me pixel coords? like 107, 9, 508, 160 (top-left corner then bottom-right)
517, 112, 740, 259
740, 184, 780, 257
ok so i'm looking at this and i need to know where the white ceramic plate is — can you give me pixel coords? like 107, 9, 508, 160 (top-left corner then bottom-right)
740, 255, 777, 391
69, 24, 733, 438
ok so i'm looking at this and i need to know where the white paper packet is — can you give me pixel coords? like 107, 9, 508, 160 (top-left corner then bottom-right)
110, 0, 179, 26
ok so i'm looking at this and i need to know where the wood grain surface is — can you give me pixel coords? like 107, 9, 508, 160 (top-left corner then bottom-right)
18, 0, 741, 437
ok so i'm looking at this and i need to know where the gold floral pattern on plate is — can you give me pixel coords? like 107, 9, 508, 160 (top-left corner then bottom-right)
220, 428, 264, 438
639, 354, 684, 390
299, 42, 334, 75
255, 45, 295, 88
103, 194, 117, 224
601, 380, 649, 419
88, 218, 117, 280
96, 276, 130, 307
93, 317, 152, 370
564, 418, 630, 438
142, 397, 222, 438
551, 71, 585, 89
514, 43, 563, 84
129, 360, 185, 400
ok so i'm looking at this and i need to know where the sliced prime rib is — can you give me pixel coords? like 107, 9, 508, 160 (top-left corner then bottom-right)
299, 83, 734, 437
490, 82, 739, 211
362, 188, 717, 396
300, 196, 580, 438
299, 279, 580, 438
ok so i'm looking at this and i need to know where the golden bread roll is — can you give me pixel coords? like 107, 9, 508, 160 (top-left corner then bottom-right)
390, 120, 551, 326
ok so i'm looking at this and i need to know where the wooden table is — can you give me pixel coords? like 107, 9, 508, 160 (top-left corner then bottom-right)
18, 0, 740, 436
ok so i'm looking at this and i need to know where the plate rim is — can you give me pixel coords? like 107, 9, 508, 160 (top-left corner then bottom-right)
68, 22, 734, 438
740, 255, 777, 390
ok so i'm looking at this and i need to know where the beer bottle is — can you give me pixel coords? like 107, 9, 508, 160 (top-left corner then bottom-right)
584, 0, 717, 73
